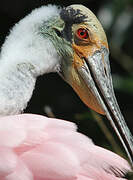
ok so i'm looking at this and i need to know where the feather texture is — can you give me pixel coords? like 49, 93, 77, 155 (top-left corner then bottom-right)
0, 5, 61, 116
0, 114, 131, 180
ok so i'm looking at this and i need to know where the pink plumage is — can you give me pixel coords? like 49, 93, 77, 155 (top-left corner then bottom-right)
0, 114, 131, 180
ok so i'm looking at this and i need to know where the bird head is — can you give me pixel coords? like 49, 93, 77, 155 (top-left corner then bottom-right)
39, 4, 133, 164
40, 5, 108, 114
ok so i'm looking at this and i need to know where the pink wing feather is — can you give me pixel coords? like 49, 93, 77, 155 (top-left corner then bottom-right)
0, 114, 131, 180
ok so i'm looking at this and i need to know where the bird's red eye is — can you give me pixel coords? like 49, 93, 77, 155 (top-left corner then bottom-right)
77, 28, 88, 39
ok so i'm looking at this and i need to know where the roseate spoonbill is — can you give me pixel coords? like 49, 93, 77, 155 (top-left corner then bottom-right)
0, 114, 131, 180
0, 3, 132, 169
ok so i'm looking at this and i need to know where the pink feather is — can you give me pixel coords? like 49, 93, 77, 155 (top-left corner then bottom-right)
0, 114, 131, 180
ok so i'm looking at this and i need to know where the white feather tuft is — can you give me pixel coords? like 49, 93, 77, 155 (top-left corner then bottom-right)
0, 5, 61, 74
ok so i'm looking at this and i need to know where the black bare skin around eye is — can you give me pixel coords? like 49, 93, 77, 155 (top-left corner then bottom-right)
60, 7, 88, 43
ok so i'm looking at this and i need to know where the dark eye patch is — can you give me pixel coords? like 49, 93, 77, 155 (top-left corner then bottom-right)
60, 7, 88, 43
60, 7, 87, 25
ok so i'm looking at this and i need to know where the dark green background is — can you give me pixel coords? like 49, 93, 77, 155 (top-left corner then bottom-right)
0, 0, 133, 161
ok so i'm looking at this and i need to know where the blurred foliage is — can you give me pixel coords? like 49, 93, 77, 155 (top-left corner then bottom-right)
0, 0, 133, 167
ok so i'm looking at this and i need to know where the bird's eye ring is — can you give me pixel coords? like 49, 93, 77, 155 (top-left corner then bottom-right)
77, 28, 89, 39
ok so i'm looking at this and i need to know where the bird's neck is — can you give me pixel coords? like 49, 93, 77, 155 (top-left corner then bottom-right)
0, 63, 36, 116
0, 5, 61, 116
0, 35, 60, 116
